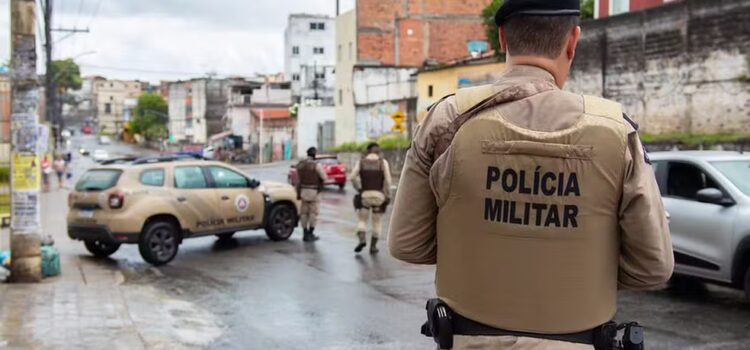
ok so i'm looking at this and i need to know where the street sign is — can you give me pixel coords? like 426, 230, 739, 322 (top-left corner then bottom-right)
391, 111, 406, 133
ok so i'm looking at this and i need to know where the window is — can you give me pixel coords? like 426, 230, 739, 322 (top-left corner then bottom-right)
292, 46, 300, 55
315, 72, 326, 80
428, 85, 434, 98
104, 103, 112, 114
186, 119, 193, 128
310, 22, 325, 30
611, 0, 630, 15
292, 74, 300, 81
313, 47, 324, 54
174, 166, 208, 189
711, 161, 750, 196
110, 83, 113, 87
338, 44, 342, 62
209, 166, 249, 188
140, 169, 165, 187
75, 170, 122, 191
348, 42, 353, 60
666, 162, 721, 201
109, 96, 114, 101
338, 89, 343, 105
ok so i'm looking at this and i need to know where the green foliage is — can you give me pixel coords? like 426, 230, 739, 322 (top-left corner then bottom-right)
581, 0, 595, 20
131, 93, 169, 140
50, 59, 82, 91
329, 136, 411, 153
481, 0, 504, 56
641, 132, 750, 147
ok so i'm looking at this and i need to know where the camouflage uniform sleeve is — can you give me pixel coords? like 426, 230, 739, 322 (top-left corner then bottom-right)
388, 96, 457, 265
618, 119, 674, 290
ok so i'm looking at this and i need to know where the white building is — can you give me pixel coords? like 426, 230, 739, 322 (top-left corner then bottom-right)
284, 14, 336, 106
92, 79, 143, 135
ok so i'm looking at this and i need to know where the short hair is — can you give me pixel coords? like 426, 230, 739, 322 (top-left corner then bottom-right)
366, 143, 380, 152
503, 16, 580, 59
307, 147, 317, 157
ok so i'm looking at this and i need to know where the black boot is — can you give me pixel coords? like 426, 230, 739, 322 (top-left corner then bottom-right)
354, 232, 367, 253
305, 227, 319, 242
369, 237, 379, 254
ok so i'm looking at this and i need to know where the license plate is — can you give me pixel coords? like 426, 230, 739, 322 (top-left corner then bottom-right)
78, 210, 94, 218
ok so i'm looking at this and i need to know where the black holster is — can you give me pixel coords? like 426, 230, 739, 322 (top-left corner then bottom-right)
420, 299, 454, 350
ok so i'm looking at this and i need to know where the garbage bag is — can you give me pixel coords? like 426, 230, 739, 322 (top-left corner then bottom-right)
40, 246, 61, 277
0, 251, 10, 267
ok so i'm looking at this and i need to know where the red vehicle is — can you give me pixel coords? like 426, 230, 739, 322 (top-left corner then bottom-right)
81, 124, 93, 135
288, 155, 347, 190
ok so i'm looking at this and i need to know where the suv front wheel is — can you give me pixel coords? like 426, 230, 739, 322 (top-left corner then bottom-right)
265, 204, 297, 241
85, 240, 120, 258
139, 221, 180, 266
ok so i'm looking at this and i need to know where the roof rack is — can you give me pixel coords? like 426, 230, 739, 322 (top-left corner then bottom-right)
132, 154, 205, 165
99, 156, 139, 165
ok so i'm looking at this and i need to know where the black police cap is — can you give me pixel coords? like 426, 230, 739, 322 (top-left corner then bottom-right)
495, 0, 581, 26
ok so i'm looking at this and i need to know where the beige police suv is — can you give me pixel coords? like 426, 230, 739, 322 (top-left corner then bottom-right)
67, 156, 300, 265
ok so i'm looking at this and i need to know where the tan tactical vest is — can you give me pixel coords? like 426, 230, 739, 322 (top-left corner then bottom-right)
360, 158, 385, 192
435, 83, 629, 334
297, 159, 321, 189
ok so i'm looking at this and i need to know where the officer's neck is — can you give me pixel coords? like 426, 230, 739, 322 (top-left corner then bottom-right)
506, 56, 568, 89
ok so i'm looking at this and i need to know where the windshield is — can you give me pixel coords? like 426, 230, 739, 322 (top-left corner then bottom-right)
711, 161, 750, 196
75, 170, 122, 191
317, 158, 339, 165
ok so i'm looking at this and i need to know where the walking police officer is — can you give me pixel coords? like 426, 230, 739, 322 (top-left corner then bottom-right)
351, 143, 392, 254
296, 147, 327, 242
388, 1, 674, 349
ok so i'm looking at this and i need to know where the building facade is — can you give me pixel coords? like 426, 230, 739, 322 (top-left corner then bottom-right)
595, 0, 675, 19
168, 78, 240, 145
93, 79, 143, 135
0, 70, 10, 163
285, 14, 336, 106
335, 0, 492, 145
416, 52, 506, 122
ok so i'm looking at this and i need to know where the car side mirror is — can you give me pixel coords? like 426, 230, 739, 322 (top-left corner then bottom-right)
248, 179, 260, 189
696, 188, 734, 206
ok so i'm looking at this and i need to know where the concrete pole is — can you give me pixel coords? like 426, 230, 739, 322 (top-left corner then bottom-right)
10, 0, 43, 282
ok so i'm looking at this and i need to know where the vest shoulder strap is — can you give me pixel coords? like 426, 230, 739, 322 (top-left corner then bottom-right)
456, 85, 496, 115
582, 95, 624, 124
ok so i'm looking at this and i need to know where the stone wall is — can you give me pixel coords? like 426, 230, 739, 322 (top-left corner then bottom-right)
567, 0, 750, 134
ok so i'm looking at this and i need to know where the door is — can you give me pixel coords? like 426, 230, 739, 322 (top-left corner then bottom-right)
207, 166, 264, 231
172, 166, 221, 235
663, 161, 737, 281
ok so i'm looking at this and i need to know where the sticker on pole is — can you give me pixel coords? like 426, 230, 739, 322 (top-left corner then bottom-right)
235, 195, 250, 213
391, 111, 406, 133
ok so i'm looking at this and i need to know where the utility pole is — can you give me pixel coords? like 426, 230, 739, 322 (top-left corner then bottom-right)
10, 0, 43, 282
43, 0, 55, 146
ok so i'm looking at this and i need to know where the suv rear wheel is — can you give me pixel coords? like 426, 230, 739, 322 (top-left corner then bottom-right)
84, 240, 120, 258
139, 221, 180, 266
265, 204, 297, 241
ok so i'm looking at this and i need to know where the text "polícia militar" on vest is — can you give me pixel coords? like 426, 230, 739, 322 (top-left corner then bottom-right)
484, 166, 581, 228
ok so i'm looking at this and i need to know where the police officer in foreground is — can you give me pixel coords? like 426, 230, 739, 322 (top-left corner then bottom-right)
388, 1, 674, 349
296, 147, 327, 242
351, 143, 392, 254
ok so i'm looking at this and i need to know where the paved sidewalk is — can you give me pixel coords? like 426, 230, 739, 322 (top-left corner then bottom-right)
0, 190, 224, 350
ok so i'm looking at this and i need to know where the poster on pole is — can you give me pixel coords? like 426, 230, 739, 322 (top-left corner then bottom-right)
12, 153, 40, 191
11, 191, 40, 232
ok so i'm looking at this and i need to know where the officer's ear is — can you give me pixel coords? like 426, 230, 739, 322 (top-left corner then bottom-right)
499, 26, 508, 53
565, 25, 581, 61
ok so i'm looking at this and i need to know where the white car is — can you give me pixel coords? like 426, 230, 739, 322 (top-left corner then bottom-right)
92, 149, 109, 162
99, 136, 111, 145
650, 151, 750, 300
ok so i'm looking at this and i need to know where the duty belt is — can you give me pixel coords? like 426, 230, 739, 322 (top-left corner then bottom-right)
421, 298, 645, 350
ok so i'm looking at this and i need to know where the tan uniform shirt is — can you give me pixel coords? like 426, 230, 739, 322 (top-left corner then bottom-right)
388, 65, 673, 290
351, 153, 393, 205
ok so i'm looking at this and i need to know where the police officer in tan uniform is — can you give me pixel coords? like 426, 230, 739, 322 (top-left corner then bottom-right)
351, 143, 392, 254
296, 147, 327, 242
388, 1, 674, 349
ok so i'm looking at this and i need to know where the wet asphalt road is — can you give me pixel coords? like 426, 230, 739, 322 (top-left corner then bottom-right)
67, 135, 750, 349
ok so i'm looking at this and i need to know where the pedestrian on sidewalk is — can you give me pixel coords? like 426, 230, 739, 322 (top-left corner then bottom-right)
351, 143, 392, 254
53, 155, 66, 189
295, 147, 327, 242
41, 155, 52, 192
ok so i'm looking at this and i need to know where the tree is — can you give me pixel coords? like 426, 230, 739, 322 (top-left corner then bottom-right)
50, 58, 82, 91
131, 92, 169, 139
481, 0, 594, 56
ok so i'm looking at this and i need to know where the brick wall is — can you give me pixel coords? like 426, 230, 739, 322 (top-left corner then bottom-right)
568, 0, 750, 134
357, 0, 492, 66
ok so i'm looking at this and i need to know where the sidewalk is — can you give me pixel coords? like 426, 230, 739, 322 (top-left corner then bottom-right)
0, 190, 223, 349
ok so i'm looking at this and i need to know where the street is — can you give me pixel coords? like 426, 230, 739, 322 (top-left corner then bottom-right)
1, 136, 749, 349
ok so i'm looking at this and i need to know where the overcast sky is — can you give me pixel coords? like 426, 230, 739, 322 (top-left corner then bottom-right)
1, 0, 355, 82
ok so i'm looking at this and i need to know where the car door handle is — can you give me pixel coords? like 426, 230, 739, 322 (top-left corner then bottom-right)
177, 197, 187, 202
221, 196, 230, 201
